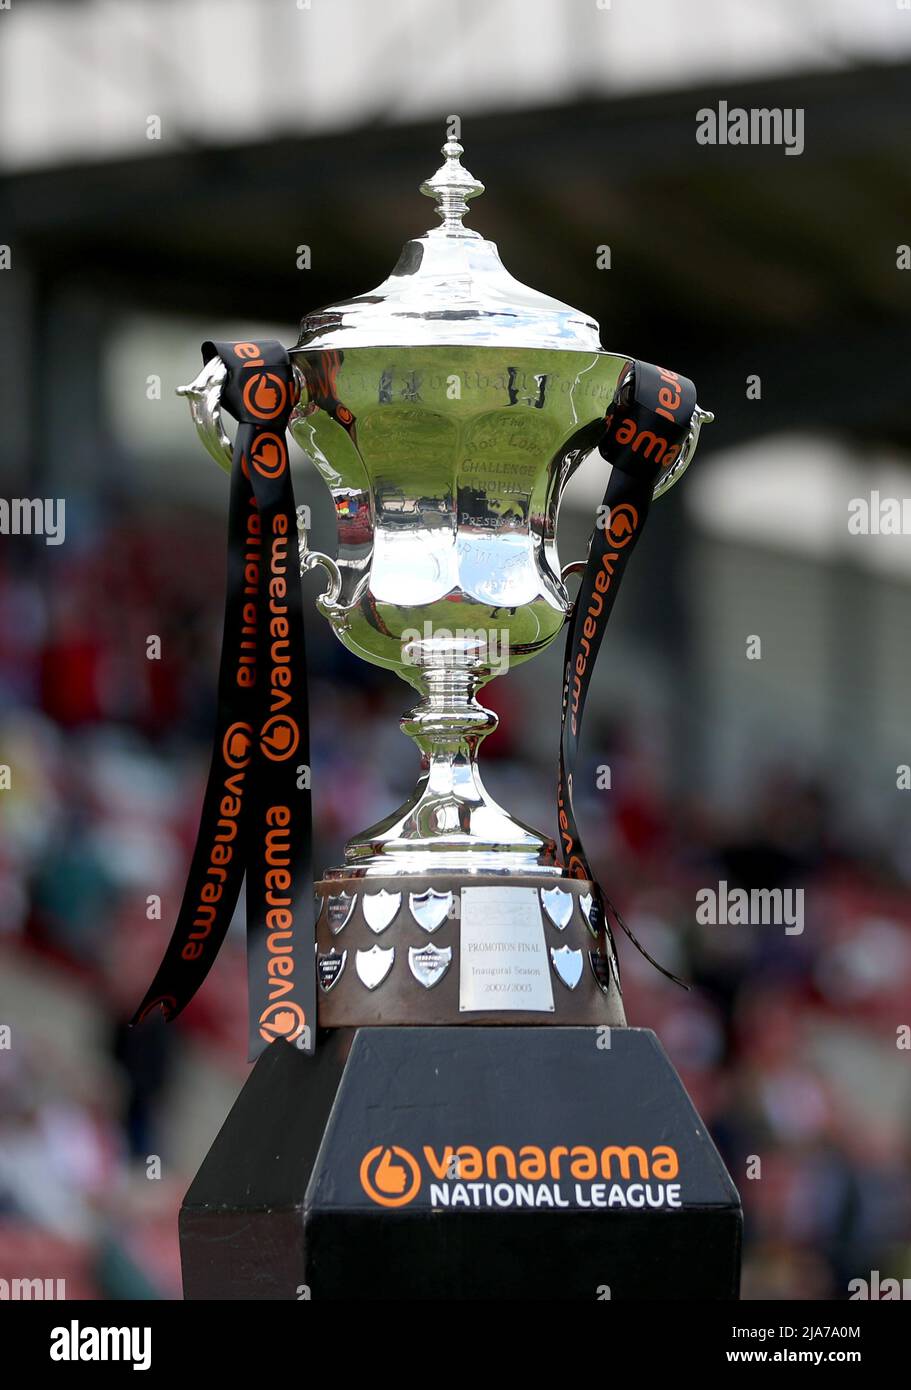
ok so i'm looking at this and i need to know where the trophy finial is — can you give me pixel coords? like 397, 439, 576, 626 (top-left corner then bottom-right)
420, 136, 485, 236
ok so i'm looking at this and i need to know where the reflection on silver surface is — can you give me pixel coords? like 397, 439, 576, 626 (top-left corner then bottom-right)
363, 889, 402, 934
327, 891, 356, 934
296, 138, 601, 353
296, 499, 342, 609
579, 893, 600, 937
540, 886, 574, 931
408, 942, 452, 989
176, 356, 233, 472
355, 944, 395, 990
409, 888, 453, 933
651, 406, 715, 499
550, 944, 584, 990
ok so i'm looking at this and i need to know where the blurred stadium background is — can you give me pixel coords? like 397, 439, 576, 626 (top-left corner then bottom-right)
2, 0, 911, 1299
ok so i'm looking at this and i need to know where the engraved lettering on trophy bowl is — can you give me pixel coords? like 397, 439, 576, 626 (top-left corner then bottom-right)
408, 942, 452, 989
459, 886, 554, 1013
363, 889, 402, 934
355, 944, 395, 991
409, 888, 453, 933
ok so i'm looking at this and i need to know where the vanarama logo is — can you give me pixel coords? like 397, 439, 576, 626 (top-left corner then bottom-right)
253, 490, 307, 1044
606, 363, 687, 471
249, 432, 287, 479
258, 998, 307, 1044
359, 1141, 681, 1210
360, 1146, 423, 1207
260, 713, 299, 761
242, 371, 288, 420
180, 721, 252, 964
557, 777, 586, 881
569, 536, 634, 737
257, 803, 307, 1045
223, 722, 252, 769
610, 419, 681, 468
604, 502, 638, 549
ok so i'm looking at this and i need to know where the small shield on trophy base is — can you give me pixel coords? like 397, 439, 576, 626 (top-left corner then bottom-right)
327, 891, 356, 935
408, 942, 452, 990
540, 886, 574, 931
550, 944, 584, 990
608, 942, 623, 993
356, 944, 395, 991
363, 890, 402, 934
318, 948, 347, 993
408, 888, 453, 933
588, 951, 611, 993
579, 892, 601, 937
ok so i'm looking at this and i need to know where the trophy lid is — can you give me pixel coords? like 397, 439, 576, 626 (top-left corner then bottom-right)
296, 137, 603, 353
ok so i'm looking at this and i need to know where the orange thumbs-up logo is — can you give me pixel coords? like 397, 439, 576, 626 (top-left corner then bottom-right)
359, 1145, 422, 1207
259, 714, 299, 762
249, 432, 287, 479
222, 721, 253, 769
606, 503, 638, 549
258, 1000, 308, 1045
242, 371, 288, 421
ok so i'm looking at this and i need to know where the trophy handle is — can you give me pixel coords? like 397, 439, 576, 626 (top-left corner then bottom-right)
176, 356, 234, 472
560, 557, 589, 583
177, 356, 343, 610
559, 402, 713, 582
296, 504, 342, 613
651, 404, 714, 501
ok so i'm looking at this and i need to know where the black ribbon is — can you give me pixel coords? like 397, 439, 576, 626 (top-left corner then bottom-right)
132, 340, 316, 1059
558, 360, 697, 988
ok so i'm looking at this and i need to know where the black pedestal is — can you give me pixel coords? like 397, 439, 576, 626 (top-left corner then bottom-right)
180, 1027, 741, 1300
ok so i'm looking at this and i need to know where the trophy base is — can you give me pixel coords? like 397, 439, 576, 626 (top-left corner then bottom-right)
314, 872, 625, 1027
179, 1028, 742, 1300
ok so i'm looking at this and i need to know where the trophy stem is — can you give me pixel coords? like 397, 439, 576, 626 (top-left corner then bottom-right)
327, 668, 562, 877
400, 667, 498, 763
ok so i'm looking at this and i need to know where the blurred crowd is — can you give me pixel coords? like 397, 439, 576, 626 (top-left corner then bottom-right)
1, 510, 910, 1300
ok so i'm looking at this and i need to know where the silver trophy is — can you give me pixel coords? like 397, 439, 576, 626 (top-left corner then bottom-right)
179, 138, 711, 1028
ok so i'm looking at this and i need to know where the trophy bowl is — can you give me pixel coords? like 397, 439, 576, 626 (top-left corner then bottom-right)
290, 342, 629, 878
